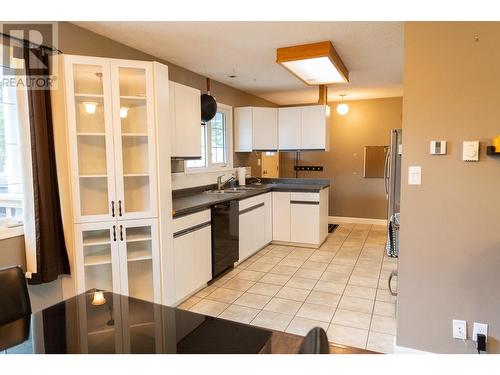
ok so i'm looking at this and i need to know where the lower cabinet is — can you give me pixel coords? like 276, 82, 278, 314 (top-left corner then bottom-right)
239, 193, 271, 262
272, 190, 328, 246
74, 219, 161, 303
290, 194, 320, 244
172, 210, 212, 303
272, 192, 291, 241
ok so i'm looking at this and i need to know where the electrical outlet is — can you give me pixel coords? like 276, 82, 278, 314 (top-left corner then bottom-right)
453, 319, 467, 340
473, 322, 488, 342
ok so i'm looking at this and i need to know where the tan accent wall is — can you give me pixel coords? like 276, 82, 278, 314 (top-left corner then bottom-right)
398, 22, 500, 353
280, 97, 403, 219
58, 22, 277, 176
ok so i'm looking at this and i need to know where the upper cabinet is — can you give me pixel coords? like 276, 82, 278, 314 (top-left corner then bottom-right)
169, 81, 201, 158
65, 56, 158, 223
234, 107, 278, 152
252, 107, 278, 151
278, 105, 330, 151
278, 107, 302, 150
301, 105, 330, 151
236, 105, 330, 152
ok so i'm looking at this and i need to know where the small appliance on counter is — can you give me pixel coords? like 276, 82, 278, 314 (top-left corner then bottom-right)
211, 199, 239, 278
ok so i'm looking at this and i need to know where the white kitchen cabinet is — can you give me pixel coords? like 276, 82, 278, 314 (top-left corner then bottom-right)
173, 210, 212, 303
74, 219, 161, 303
276, 104, 330, 151
272, 190, 328, 246
290, 193, 320, 245
65, 56, 158, 223
253, 107, 278, 151
263, 192, 273, 244
234, 107, 253, 152
169, 81, 201, 158
239, 193, 272, 261
239, 204, 265, 261
278, 107, 302, 150
272, 192, 291, 242
118, 219, 161, 303
301, 105, 330, 151
234, 107, 278, 151
55, 55, 171, 304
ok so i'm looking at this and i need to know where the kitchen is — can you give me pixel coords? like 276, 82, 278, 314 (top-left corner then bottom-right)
1, 21, 401, 355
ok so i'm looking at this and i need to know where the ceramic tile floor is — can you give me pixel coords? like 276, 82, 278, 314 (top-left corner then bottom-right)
178, 223, 398, 354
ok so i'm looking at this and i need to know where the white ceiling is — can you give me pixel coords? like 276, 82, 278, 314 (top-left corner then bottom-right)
73, 21, 403, 105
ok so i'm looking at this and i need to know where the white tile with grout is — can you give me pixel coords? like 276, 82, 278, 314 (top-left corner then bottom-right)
178, 223, 398, 353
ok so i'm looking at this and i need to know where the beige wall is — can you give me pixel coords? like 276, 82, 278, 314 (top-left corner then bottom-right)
280, 97, 403, 219
398, 22, 500, 353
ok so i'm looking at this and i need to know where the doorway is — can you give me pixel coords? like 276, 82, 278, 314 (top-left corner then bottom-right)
261, 152, 279, 178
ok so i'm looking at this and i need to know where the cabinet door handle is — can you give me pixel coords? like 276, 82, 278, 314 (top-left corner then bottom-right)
111, 201, 115, 217
120, 225, 123, 241
118, 200, 123, 216
112, 225, 116, 242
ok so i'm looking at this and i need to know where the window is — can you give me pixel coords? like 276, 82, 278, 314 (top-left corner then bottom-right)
0, 70, 27, 236
186, 103, 232, 172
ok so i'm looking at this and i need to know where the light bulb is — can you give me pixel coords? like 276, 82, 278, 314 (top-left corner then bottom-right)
120, 106, 129, 119
91, 290, 106, 306
83, 101, 97, 114
336, 103, 349, 115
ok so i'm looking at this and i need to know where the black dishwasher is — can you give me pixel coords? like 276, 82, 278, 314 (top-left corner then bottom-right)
211, 200, 239, 279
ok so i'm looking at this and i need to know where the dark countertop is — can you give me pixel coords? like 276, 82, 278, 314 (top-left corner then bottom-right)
2, 291, 272, 354
172, 178, 330, 218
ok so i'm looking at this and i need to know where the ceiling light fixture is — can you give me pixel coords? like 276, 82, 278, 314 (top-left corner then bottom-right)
276, 41, 349, 85
336, 95, 349, 115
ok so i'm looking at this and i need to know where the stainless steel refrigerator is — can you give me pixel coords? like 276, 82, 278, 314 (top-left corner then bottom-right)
384, 129, 402, 220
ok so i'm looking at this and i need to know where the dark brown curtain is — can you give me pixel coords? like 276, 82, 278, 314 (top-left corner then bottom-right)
24, 47, 70, 284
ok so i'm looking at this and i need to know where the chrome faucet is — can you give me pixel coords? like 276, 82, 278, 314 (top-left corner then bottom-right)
217, 174, 236, 190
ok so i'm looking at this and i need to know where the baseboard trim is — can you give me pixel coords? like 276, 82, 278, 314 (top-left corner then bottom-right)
329, 216, 387, 226
393, 343, 434, 354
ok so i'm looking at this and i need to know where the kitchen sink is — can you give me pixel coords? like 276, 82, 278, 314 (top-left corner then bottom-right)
204, 189, 243, 195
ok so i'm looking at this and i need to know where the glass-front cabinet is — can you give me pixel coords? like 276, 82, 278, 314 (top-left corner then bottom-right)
65, 56, 157, 223
110, 62, 157, 220
117, 219, 160, 303
74, 220, 160, 303
68, 59, 116, 222
65, 55, 162, 305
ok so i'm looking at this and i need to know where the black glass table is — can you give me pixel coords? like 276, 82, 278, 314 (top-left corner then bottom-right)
1, 291, 272, 354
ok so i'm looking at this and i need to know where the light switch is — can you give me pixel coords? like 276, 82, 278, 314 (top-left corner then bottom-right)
408, 166, 421, 185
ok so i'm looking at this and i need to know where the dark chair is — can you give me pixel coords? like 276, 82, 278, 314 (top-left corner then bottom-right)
298, 327, 330, 354
0, 266, 31, 326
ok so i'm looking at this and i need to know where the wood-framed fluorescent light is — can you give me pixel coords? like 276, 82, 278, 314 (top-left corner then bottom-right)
276, 41, 349, 85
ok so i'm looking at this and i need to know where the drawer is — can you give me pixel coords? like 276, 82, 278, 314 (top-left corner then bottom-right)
290, 192, 320, 202
173, 209, 211, 233
239, 192, 268, 211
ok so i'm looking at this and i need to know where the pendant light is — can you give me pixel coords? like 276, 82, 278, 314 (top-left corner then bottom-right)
336, 94, 349, 115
